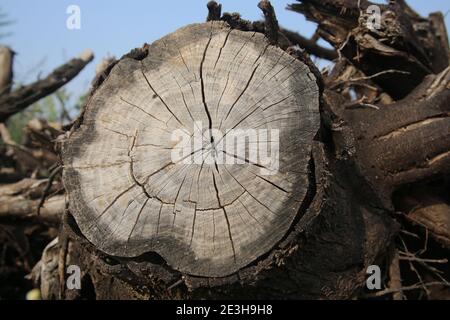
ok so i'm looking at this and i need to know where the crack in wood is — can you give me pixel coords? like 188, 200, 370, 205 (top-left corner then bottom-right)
221, 63, 261, 129
214, 29, 233, 70
200, 29, 214, 139
214, 34, 255, 125
222, 165, 278, 216
120, 96, 166, 125
139, 65, 186, 129
126, 197, 150, 246
87, 184, 137, 232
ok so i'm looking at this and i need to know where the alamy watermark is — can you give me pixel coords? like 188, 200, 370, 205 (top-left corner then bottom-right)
66, 265, 81, 290
366, 5, 382, 31
63, 4, 382, 33
66, 5, 81, 30
65, 264, 384, 291
366, 265, 382, 290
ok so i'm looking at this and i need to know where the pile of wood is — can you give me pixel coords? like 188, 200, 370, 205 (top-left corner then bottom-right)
0, 0, 449, 300
0, 49, 93, 299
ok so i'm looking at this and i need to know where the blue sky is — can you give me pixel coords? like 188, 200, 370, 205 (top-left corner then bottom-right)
1, 0, 449, 102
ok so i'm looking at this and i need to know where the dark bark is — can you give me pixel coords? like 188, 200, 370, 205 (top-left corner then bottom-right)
288, 0, 449, 99
206, 1, 222, 22
258, 0, 279, 45
323, 68, 450, 208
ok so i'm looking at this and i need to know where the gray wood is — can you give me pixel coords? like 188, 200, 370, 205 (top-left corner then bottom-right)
63, 21, 319, 277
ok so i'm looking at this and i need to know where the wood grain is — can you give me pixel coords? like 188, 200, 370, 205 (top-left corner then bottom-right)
63, 21, 319, 277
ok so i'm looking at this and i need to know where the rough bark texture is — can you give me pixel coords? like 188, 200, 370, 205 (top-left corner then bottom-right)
288, 0, 449, 99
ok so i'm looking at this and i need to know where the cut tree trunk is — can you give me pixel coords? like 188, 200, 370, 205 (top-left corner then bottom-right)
51, 9, 449, 299
56, 21, 395, 300
63, 21, 320, 279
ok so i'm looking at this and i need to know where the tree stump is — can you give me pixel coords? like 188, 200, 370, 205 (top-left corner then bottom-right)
62, 22, 320, 278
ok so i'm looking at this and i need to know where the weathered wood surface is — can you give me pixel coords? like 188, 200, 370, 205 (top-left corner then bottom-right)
63, 21, 320, 277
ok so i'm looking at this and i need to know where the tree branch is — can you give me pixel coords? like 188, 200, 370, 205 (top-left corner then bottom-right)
281, 28, 338, 60
0, 49, 94, 122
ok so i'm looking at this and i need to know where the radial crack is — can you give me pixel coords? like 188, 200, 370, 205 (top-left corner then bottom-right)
140, 65, 185, 128
212, 170, 237, 263
120, 96, 165, 124
221, 63, 261, 128
214, 29, 233, 70
200, 31, 214, 141
126, 197, 150, 245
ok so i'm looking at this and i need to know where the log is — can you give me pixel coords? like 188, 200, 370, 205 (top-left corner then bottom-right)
395, 184, 450, 249
322, 66, 450, 208
0, 178, 64, 223
62, 21, 320, 278
54, 17, 402, 299
50, 4, 449, 300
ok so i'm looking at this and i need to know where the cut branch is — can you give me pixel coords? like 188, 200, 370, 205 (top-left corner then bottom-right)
324, 67, 450, 208
206, 1, 222, 22
0, 178, 64, 223
258, 0, 279, 45
62, 21, 320, 279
